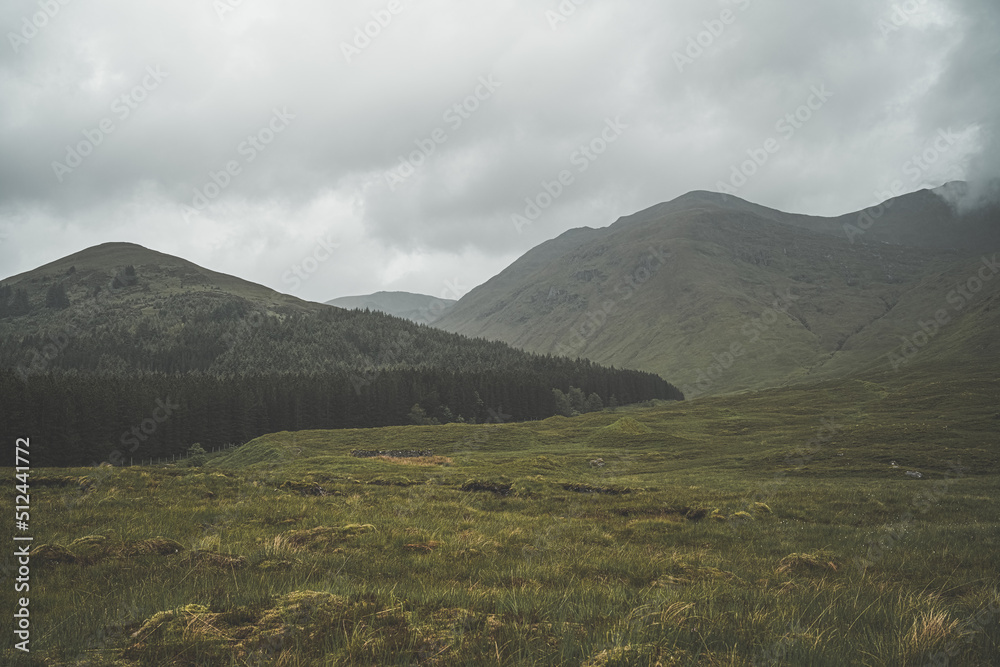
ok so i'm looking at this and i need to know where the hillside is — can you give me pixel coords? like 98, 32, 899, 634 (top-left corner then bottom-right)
434, 187, 1000, 396
326, 291, 456, 324
0, 242, 680, 465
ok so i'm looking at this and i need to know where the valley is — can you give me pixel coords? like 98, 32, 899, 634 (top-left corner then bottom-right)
2, 186, 997, 666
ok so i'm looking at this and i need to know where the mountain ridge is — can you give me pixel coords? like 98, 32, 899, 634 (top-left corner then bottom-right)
433, 185, 1000, 396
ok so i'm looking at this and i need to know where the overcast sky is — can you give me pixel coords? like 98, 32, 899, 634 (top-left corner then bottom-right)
1, 0, 997, 303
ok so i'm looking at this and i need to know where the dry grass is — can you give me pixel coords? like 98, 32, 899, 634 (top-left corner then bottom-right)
901, 610, 965, 662
776, 552, 840, 575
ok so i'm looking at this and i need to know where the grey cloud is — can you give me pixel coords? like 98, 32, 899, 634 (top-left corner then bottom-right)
1, 0, 996, 301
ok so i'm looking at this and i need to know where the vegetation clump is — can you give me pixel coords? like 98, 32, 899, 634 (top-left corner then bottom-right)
460, 479, 513, 495
125, 590, 413, 665
279, 480, 328, 496
601, 416, 652, 435
280, 524, 376, 551
30, 544, 77, 564
777, 552, 840, 574
124, 537, 186, 557
561, 483, 634, 495
186, 443, 207, 467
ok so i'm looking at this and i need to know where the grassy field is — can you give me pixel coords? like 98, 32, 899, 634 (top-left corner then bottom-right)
6, 361, 999, 665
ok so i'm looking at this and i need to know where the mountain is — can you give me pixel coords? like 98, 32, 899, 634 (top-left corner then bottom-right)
433, 186, 1000, 396
0, 242, 680, 465
326, 291, 455, 324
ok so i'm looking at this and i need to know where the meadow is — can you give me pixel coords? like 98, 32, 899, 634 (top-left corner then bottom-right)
7, 361, 999, 665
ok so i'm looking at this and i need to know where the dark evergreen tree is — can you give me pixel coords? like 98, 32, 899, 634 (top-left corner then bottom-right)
45, 282, 70, 309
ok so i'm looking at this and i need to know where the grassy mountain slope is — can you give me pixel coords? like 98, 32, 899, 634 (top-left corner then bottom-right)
0, 241, 661, 378
435, 188, 999, 396
3, 241, 317, 311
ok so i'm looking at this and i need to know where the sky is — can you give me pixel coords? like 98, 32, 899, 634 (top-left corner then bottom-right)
1, 0, 998, 304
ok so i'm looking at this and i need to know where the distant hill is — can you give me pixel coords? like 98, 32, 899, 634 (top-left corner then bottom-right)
326, 291, 455, 324
433, 186, 1000, 397
0, 242, 679, 466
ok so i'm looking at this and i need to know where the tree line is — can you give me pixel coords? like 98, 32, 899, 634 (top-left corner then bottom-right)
0, 365, 680, 467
